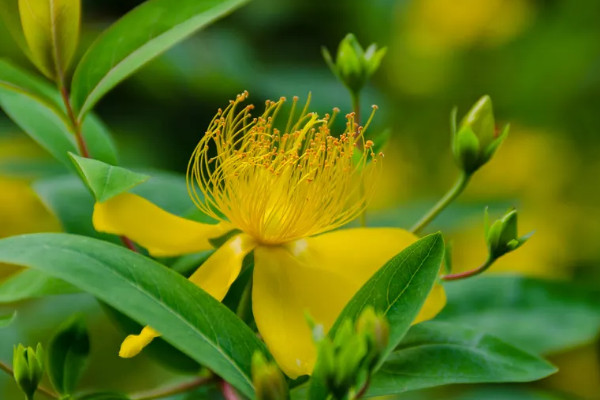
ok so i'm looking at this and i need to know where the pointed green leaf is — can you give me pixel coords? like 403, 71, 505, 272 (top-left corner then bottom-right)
367, 321, 557, 396
329, 233, 445, 364
18, 0, 81, 81
0, 233, 267, 398
70, 0, 250, 119
69, 154, 149, 202
0, 81, 77, 167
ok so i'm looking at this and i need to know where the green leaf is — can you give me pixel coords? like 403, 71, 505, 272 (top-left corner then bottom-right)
69, 153, 149, 202
18, 0, 81, 81
28, 171, 205, 304
367, 321, 557, 397
437, 275, 600, 355
0, 269, 79, 303
0, 79, 77, 168
0, 311, 16, 327
0, 60, 117, 166
70, 0, 250, 119
47, 314, 90, 396
0, 0, 30, 55
0, 233, 267, 398
329, 233, 444, 363
81, 115, 119, 166
443, 387, 567, 400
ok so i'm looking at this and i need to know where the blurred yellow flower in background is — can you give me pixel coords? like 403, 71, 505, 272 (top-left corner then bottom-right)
0, 135, 59, 279
406, 0, 535, 52
387, 0, 535, 94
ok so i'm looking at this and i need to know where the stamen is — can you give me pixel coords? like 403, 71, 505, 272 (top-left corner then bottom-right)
187, 92, 382, 245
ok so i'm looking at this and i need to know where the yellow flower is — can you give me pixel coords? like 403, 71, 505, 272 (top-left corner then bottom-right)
93, 92, 446, 378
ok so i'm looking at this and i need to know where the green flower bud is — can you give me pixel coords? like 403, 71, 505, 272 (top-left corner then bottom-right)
251, 352, 288, 400
13, 343, 44, 400
485, 209, 533, 259
461, 95, 495, 148
453, 95, 509, 174
453, 126, 481, 173
322, 33, 387, 95
333, 334, 367, 394
311, 319, 370, 400
356, 307, 389, 368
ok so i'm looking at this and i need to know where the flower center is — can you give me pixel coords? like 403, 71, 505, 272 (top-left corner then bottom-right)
187, 91, 381, 245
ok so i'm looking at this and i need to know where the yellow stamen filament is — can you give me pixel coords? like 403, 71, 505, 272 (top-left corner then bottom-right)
187, 91, 381, 245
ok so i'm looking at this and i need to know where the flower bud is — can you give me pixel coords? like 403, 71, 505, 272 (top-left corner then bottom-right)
356, 307, 389, 368
453, 95, 509, 174
251, 352, 288, 400
322, 33, 387, 95
13, 343, 44, 400
311, 319, 369, 400
332, 322, 367, 393
485, 209, 533, 259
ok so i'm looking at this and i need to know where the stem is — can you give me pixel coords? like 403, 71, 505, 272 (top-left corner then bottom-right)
60, 87, 89, 158
410, 172, 471, 235
0, 361, 59, 399
120, 236, 138, 252
220, 380, 240, 400
132, 376, 215, 400
442, 257, 495, 281
0, 360, 11, 376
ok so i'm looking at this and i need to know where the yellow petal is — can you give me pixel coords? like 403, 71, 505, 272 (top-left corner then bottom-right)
189, 233, 256, 301
93, 193, 228, 257
252, 228, 446, 378
119, 326, 159, 358
118, 233, 255, 358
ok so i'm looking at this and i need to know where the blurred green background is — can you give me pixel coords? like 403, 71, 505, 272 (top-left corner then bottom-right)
1, 0, 599, 399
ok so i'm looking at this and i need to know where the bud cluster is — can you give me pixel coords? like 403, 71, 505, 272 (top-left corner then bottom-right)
312, 307, 390, 399
13, 343, 44, 400
322, 34, 387, 95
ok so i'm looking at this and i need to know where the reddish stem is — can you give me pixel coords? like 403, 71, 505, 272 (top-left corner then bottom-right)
132, 376, 215, 400
220, 381, 240, 400
441, 258, 494, 281
120, 236, 138, 252
60, 86, 89, 158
